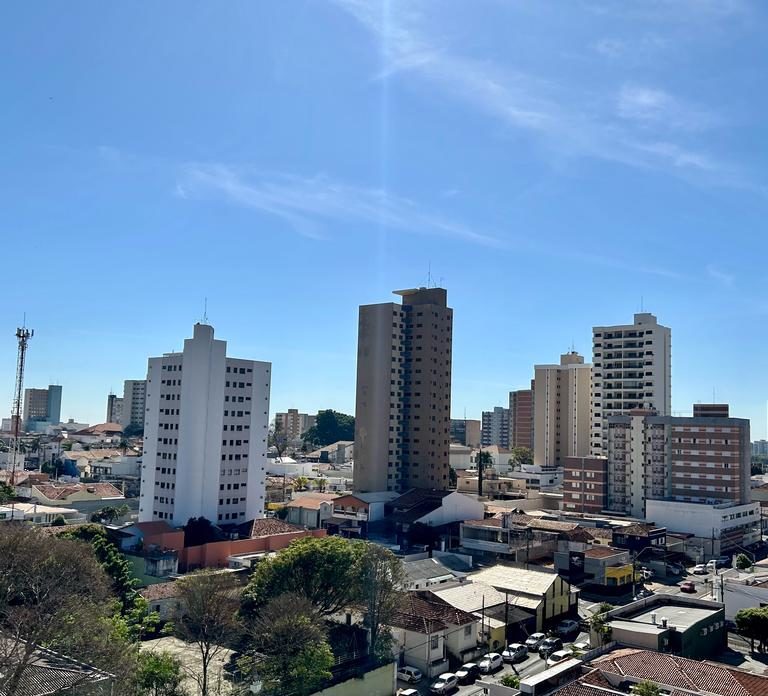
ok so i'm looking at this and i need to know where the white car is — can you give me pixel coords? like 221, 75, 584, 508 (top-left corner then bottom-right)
430, 672, 458, 694
397, 666, 423, 683
525, 632, 547, 650
692, 564, 708, 575
478, 652, 503, 674
548, 649, 574, 664
555, 619, 580, 637
501, 643, 528, 663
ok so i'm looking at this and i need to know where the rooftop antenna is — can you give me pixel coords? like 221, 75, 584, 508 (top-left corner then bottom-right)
10, 320, 33, 494
427, 261, 433, 288
202, 297, 209, 324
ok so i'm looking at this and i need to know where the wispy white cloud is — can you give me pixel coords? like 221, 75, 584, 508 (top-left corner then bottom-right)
617, 84, 717, 131
706, 264, 734, 287
177, 164, 505, 248
332, 0, 733, 180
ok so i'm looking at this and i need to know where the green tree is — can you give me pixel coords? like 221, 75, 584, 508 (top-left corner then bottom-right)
589, 603, 614, 647
510, 447, 533, 468
242, 536, 360, 618
61, 440, 74, 450
500, 674, 520, 688
176, 570, 241, 696
247, 593, 333, 696
0, 481, 15, 505
0, 524, 138, 693
183, 517, 219, 547
355, 542, 405, 659
301, 410, 354, 447
735, 553, 753, 570
124, 423, 144, 438
51, 515, 67, 526
315, 477, 328, 493
735, 607, 768, 652
136, 651, 187, 696
632, 681, 661, 696
294, 476, 309, 491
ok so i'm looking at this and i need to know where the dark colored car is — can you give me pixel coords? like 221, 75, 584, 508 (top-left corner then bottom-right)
455, 663, 480, 685
538, 637, 563, 658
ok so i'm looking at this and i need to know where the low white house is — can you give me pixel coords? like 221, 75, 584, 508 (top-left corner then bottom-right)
449, 444, 472, 470
0, 502, 86, 525
265, 457, 315, 477
714, 571, 768, 620
391, 592, 480, 677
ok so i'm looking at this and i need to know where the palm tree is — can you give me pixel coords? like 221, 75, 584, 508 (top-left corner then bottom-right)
294, 476, 309, 491
316, 477, 328, 493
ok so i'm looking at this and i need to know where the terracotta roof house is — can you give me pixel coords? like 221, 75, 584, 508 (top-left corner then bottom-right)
29, 481, 124, 506
285, 492, 338, 529
390, 591, 480, 678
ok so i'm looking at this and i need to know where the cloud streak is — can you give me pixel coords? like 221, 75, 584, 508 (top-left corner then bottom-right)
177, 164, 505, 248
332, 0, 736, 181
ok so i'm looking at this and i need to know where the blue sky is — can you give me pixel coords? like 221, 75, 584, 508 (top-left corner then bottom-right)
2, 0, 768, 435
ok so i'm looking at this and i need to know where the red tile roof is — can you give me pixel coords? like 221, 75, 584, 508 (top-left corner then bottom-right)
584, 546, 625, 559
390, 591, 477, 634
248, 518, 305, 537
134, 521, 174, 535
140, 582, 180, 601
33, 482, 123, 501
591, 648, 768, 696
286, 493, 338, 510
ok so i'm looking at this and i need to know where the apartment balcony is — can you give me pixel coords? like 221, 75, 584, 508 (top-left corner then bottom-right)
332, 508, 369, 521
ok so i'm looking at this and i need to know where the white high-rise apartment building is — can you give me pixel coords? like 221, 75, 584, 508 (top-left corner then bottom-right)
481, 406, 510, 448
122, 379, 147, 431
139, 323, 271, 525
533, 352, 592, 467
591, 312, 671, 456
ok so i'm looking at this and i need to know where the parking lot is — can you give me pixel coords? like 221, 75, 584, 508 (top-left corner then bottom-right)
396, 631, 591, 695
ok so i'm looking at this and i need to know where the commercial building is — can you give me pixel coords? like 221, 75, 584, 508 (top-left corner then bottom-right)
562, 456, 608, 514
106, 393, 123, 424
509, 386, 534, 450
122, 379, 147, 431
353, 287, 452, 493
606, 403, 752, 517
22, 384, 62, 430
450, 418, 481, 448
533, 352, 591, 467
752, 439, 768, 457
274, 409, 315, 443
481, 406, 510, 448
645, 498, 761, 557
591, 312, 671, 456
138, 323, 271, 525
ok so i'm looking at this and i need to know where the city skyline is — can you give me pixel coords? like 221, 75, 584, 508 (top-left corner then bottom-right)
4, 2, 768, 433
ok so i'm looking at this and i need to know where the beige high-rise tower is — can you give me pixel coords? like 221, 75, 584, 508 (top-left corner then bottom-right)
591, 312, 671, 456
533, 352, 592, 467
353, 287, 453, 493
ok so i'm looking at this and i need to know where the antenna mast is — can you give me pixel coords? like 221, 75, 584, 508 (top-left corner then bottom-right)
10, 325, 33, 484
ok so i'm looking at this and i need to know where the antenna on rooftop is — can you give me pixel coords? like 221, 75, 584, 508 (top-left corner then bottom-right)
202, 297, 209, 324
427, 261, 433, 288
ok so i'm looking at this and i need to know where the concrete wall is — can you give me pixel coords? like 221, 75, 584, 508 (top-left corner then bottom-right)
310, 662, 395, 696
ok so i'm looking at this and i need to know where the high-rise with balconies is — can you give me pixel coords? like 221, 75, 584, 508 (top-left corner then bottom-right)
138, 323, 271, 525
591, 313, 671, 456
353, 287, 453, 493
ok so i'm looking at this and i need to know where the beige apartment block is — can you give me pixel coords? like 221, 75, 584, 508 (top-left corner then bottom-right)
591, 312, 671, 456
353, 287, 453, 493
533, 352, 591, 467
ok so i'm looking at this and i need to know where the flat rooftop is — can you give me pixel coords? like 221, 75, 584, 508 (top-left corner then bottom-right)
628, 604, 720, 631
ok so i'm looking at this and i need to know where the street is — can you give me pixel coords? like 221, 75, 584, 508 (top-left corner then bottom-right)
396, 632, 591, 696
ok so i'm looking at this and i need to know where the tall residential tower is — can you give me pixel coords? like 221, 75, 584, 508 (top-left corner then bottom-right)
353, 287, 453, 493
138, 323, 271, 525
591, 313, 671, 456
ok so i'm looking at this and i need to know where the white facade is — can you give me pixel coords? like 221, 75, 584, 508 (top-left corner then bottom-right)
416, 491, 484, 527
592, 313, 671, 456
449, 444, 472, 470
122, 379, 147, 430
507, 463, 563, 490
719, 573, 768, 620
645, 499, 761, 557
139, 323, 271, 526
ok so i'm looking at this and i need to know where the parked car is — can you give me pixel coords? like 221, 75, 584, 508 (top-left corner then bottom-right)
680, 580, 696, 593
501, 643, 528, 663
525, 632, 547, 650
715, 556, 731, 568
430, 673, 458, 694
539, 637, 564, 658
478, 653, 503, 674
667, 562, 683, 576
692, 564, 708, 575
548, 649, 574, 664
397, 666, 423, 684
555, 619, 580, 637
455, 663, 480, 685
634, 589, 653, 601
399, 690, 419, 696
572, 640, 590, 651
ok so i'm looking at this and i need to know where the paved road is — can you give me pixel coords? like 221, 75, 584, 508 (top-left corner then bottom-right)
397, 632, 591, 695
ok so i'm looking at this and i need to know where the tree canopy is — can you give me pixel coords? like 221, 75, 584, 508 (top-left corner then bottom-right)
735, 553, 753, 570
301, 410, 354, 447
510, 446, 533, 467
735, 607, 768, 652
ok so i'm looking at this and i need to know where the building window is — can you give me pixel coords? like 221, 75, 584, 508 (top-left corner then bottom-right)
430, 636, 439, 650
